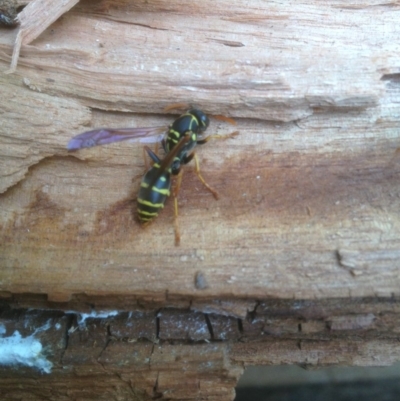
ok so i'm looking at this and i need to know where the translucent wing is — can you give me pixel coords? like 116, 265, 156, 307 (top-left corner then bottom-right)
67, 126, 167, 151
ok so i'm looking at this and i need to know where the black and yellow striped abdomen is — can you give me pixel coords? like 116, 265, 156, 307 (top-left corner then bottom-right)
137, 163, 172, 223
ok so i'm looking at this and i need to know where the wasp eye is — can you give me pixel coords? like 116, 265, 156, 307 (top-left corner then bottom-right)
188, 109, 210, 132
201, 114, 210, 128
197, 111, 210, 128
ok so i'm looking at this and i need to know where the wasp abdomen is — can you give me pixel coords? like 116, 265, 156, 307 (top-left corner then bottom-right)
137, 164, 171, 223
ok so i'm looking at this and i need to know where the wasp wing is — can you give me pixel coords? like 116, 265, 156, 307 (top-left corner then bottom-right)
67, 126, 167, 151
146, 134, 191, 188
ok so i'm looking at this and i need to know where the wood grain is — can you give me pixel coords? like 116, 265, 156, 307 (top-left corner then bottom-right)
5, 0, 79, 72
0, 1, 400, 306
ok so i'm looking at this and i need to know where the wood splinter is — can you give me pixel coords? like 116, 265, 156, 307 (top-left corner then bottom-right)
5, 0, 80, 74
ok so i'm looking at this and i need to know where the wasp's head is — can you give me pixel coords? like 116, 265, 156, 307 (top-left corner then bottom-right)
189, 109, 210, 133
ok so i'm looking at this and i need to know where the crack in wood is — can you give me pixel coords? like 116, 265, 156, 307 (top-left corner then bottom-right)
204, 313, 214, 340
152, 371, 162, 400
237, 318, 244, 337
59, 313, 74, 364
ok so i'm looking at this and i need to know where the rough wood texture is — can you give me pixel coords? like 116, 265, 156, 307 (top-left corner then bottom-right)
6, 0, 80, 73
0, 0, 400, 399
1, 0, 399, 303
2, 302, 400, 400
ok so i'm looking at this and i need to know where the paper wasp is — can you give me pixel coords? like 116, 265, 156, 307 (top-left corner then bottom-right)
137, 134, 191, 243
67, 107, 238, 244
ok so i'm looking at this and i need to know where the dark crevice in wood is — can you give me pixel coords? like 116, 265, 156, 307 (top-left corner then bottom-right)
98, 336, 112, 361
381, 73, 400, 83
98, 323, 113, 359
2, 298, 400, 348
156, 311, 161, 340
152, 372, 162, 400
238, 318, 244, 337
204, 313, 214, 340
59, 313, 74, 363
248, 301, 259, 319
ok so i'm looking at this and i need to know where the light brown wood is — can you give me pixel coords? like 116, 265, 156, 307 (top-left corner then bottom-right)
5, 0, 79, 73
0, 0, 399, 303
0, 1, 400, 399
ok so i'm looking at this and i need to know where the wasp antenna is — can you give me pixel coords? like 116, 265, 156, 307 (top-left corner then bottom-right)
163, 103, 192, 113
228, 130, 240, 138
212, 114, 237, 126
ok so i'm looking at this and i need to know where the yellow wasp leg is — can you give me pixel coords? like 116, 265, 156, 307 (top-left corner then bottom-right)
173, 169, 184, 246
193, 153, 219, 200
190, 131, 238, 200
198, 130, 239, 144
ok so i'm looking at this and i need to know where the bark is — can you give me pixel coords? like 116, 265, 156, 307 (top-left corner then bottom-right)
1, 301, 400, 400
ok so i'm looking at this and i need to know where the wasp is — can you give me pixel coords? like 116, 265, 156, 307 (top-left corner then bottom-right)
137, 134, 191, 243
67, 107, 238, 244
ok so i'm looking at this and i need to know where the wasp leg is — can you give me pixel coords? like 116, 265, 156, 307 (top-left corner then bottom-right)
173, 167, 184, 246
143, 146, 161, 170
197, 130, 239, 145
183, 152, 219, 200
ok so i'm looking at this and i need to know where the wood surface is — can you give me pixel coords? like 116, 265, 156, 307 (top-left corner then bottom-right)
0, 0, 400, 399
2, 301, 400, 401
6, 0, 80, 73
0, 0, 398, 303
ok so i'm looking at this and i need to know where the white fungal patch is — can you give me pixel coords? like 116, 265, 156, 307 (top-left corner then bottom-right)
73, 310, 119, 326
0, 325, 52, 373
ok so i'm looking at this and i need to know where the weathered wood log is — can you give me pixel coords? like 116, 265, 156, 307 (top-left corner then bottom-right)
1, 0, 400, 399
2, 302, 400, 400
